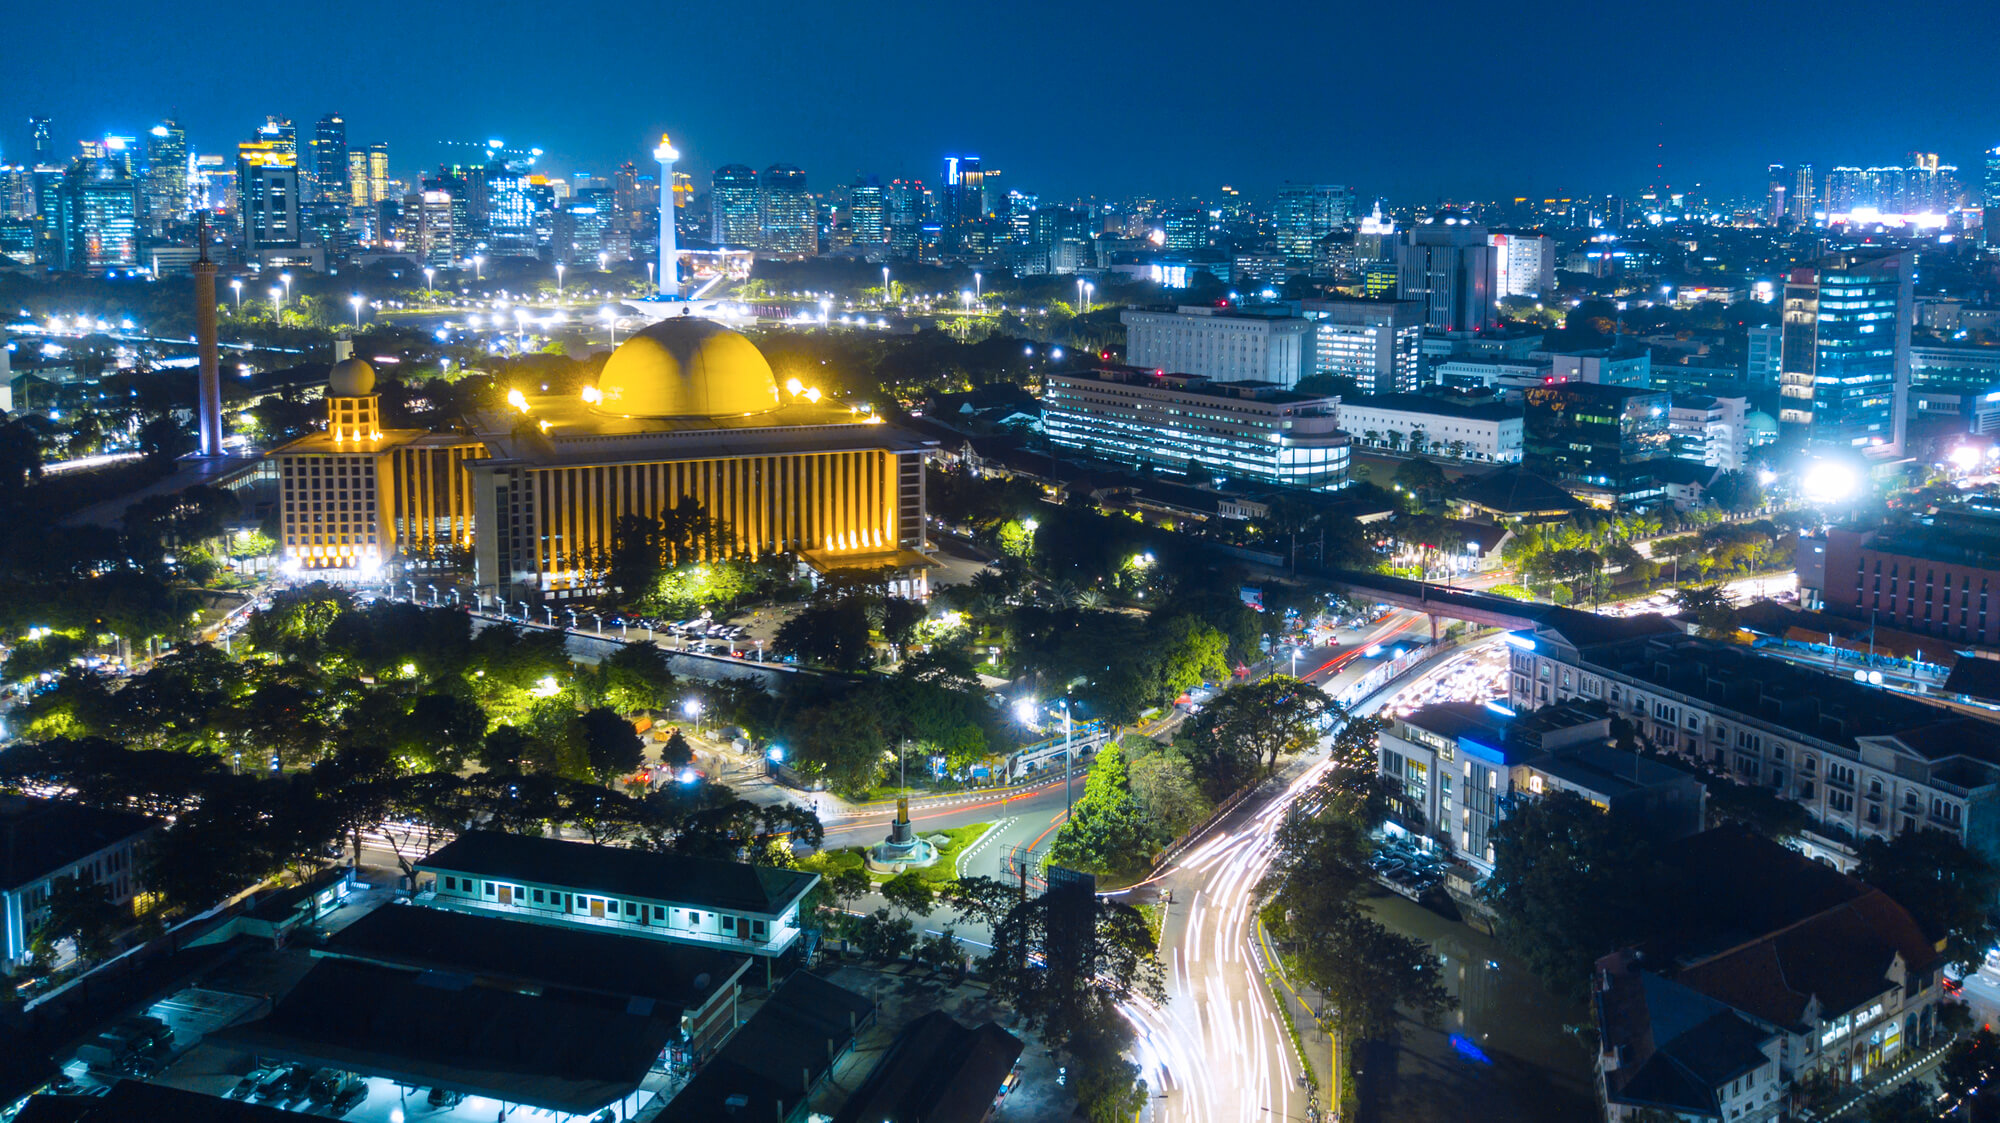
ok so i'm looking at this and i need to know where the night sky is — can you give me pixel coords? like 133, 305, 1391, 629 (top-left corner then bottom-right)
14, 0, 1999, 203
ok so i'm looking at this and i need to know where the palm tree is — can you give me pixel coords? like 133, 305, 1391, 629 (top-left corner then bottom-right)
1363, 429, 1380, 448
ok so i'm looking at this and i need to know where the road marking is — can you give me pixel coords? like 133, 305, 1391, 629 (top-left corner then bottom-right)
954, 817, 1013, 879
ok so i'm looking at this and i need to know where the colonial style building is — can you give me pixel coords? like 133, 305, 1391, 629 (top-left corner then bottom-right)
414, 831, 818, 959
1, 796, 154, 974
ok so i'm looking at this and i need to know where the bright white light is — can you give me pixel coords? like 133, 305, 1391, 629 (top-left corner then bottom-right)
682, 699, 703, 717
1756, 469, 1778, 486
530, 676, 562, 698
1802, 461, 1858, 504
1022, 518, 1039, 532
1949, 445, 1981, 471
1014, 698, 1037, 725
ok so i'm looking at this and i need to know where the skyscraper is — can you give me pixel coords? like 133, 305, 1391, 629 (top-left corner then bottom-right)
942, 155, 982, 249
143, 120, 187, 232
759, 164, 814, 254
1985, 146, 2000, 249
711, 164, 760, 246
367, 143, 389, 208
1273, 183, 1353, 262
1791, 164, 1815, 224
1395, 213, 1496, 333
55, 158, 139, 272
29, 116, 52, 164
886, 178, 926, 259
1162, 208, 1206, 251
849, 176, 885, 245
238, 123, 301, 253
1778, 250, 1912, 457
312, 113, 349, 206
1766, 164, 1787, 225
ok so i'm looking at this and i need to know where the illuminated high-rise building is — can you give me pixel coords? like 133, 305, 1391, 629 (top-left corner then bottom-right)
1985, 145, 2000, 249
611, 161, 641, 232
849, 175, 885, 245
347, 150, 370, 207
367, 142, 390, 208
55, 157, 139, 273
1791, 164, 1814, 223
1395, 212, 1496, 332
143, 120, 188, 232
312, 112, 349, 206
942, 155, 983, 249
28, 116, 52, 164
1778, 250, 1912, 457
710, 163, 760, 245
1766, 163, 1787, 225
757, 164, 813, 254
238, 124, 301, 253
886, 178, 926, 258
1273, 183, 1353, 262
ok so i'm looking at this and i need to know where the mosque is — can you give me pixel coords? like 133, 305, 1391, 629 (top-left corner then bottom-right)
269, 316, 936, 602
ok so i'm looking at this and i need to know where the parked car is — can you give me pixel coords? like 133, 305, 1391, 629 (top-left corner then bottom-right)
327, 1080, 368, 1116
427, 1088, 464, 1109
228, 1070, 274, 1100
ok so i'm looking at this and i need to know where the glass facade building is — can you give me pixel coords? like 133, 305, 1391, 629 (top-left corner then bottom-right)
1522, 382, 1671, 506
710, 164, 760, 246
758, 164, 813, 254
1044, 367, 1350, 489
1779, 251, 1911, 456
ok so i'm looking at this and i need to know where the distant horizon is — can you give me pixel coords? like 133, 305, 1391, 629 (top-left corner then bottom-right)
10, 0, 1998, 205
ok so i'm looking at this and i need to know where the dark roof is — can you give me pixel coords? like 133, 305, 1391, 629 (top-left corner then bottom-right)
832, 1011, 1025, 1123
1945, 656, 2000, 704
657, 971, 875, 1123
1597, 953, 1774, 1117
1454, 466, 1586, 515
0, 796, 155, 891
417, 831, 818, 915
1400, 702, 1510, 748
318, 902, 750, 1015
15, 1081, 300, 1123
1342, 392, 1523, 422
205, 960, 674, 1115
1650, 459, 1725, 487
1533, 608, 1684, 651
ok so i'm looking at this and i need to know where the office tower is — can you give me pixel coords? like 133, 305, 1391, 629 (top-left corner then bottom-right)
1162, 208, 1206, 251
1523, 382, 1671, 506
1767, 164, 1787, 225
558, 191, 609, 263
1745, 323, 1782, 389
709, 164, 759, 246
653, 135, 680, 295
849, 176, 885, 245
942, 155, 986, 249
1301, 297, 1425, 394
1986, 146, 2000, 249
29, 116, 52, 163
312, 113, 348, 206
1273, 183, 1353, 262
55, 161, 140, 272
758, 165, 813, 254
1489, 232, 1554, 298
238, 126, 301, 253
1395, 212, 1497, 332
191, 154, 230, 212
143, 120, 187, 232
1791, 164, 1814, 223
1778, 250, 1912, 457
885, 178, 926, 258
610, 161, 640, 232
1121, 305, 1314, 386
367, 142, 390, 207
0, 166, 32, 220
347, 150, 369, 207
484, 151, 539, 256
397, 190, 454, 265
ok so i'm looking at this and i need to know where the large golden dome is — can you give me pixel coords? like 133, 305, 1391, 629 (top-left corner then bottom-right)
594, 316, 781, 418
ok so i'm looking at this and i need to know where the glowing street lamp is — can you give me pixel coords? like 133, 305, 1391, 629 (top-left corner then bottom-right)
229, 278, 242, 311
280, 271, 292, 308
423, 266, 435, 293
1802, 460, 1858, 505
555, 262, 565, 298
349, 295, 364, 328
974, 271, 982, 304
513, 308, 528, 350
267, 286, 282, 315
601, 307, 617, 347
881, 266, 890, 306
598, 251, 608, 272
682, 697, 704, 737
645, 262, 655, 290
472, 255, 484, 282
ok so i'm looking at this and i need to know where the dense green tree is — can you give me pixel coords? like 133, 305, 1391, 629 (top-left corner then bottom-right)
1480, 790, 1654, 1001
1856, 828, 2000, 973
775, 597, 875, 671
29, 874, 126, 963
1048, 745, 1155, 878
1124, 744, 1211, 841
1185, 675, 1335, 800
577, 708, 645, 783
1671, 583, 1739, 635
880, 871, 937, 916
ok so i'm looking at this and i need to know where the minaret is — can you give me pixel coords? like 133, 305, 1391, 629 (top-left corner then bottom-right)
652, 134, 680, 298
193, 215, 225, 458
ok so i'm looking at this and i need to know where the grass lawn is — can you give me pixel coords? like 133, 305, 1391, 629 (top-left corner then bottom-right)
807, 821, 996, 885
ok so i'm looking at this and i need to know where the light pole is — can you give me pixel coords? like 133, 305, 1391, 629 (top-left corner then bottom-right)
423, 266, 435, 294
974, 271, 982, 305
1061, 696, 1076, 817
543, 606, 555, 627
645, 262, 655, 291
280, 271, 292, 308
514, 308, 527, 351
959, 290, 972, 341
881, 266, 890, 306
1077, 277, 1087, 315
349, 295, 364, 328
602, 308, 617, 348
598, 251, 608, 273
683, 698, 704, 738
473, 255, 484, 282
819, 296, 831, 325
427, 584, 438, 606
517, 600, 530, 621
267, 286, 282, 317
229, 278, 242, 312
555, 262, 565, 299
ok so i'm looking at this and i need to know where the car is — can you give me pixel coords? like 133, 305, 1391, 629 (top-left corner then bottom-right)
253, 1068, 294, 1101
327, 1082, 369, 1116
427, 1088, 464, 1109
279, 1067, 318, 1107
228, 1071, 269, 1100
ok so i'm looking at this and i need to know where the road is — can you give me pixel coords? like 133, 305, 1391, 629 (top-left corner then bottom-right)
1121, 620, 1487, 1123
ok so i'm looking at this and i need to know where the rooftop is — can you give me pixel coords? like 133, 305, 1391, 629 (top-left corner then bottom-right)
1597, 953, 1775, 1117
1049, 365, 1336, 408
0, 796, 154, 892
416, 832, 818, 916
656, 971, 875, 1123
1341, 392, 1523, 423
1454, 465, 1587, 515
15, 1080, 300, 1123
830, 1011, 1025, 1123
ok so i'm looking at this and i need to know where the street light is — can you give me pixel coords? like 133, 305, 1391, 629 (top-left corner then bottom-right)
555, 262, 565, 298
1077, 277, 1087, 315
280, 271, 292, 308
267, 286, 282, 315
645, 262, 655, 290
542, 605, 555, 627
683, 698, 704, 737
602, 307, 617, 347
423, 266, 435, 293
349, 295, 364, 328
974, 271, 982, 304
881, 266, 891, 306
229, 278, 242, 311
473, 255, 484, 282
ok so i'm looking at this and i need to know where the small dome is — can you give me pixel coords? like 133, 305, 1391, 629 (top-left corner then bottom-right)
594, 317, 780, 418
328, 356, 376, 397
1745, 410, 1780, 436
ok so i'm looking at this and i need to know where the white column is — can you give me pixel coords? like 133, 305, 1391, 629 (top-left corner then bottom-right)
653, 135, 680, 299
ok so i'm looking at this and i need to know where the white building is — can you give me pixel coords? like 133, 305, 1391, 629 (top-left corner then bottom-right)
1746, 323, 1782, 390
1300, 297, 1425, 394
1336, 393, 1524, 462
1489, 232, 1555, 298
1044, 366, 1349, 488
1669, 394, 1769, 471
1, 796, 154, 974
1121, 305, 1313, 387
415, 830, 818, 958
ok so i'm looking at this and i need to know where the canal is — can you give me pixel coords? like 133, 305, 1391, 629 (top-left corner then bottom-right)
1354, 891, 1598, 1123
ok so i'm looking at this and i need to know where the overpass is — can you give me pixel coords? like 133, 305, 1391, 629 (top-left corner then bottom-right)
1308, 568, 1565, 634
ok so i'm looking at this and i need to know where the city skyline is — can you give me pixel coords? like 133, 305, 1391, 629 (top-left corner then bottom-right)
9, 0, 2000, 202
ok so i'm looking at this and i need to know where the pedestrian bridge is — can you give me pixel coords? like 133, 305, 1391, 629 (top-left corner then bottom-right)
1309, 569, 1560, 632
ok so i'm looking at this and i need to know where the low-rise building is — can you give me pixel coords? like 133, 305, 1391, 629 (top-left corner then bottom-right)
1336, 393, 1524, 463
1799, 513, 2000, 648
1299, 297, 1425, 395
1, 795, 154, 975
1522, 382, 1672, 508
1506, 614, 2000, 869
414, 831, 819, 958
1669, 394, 1772, 471
1043, 366, 1350, 489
